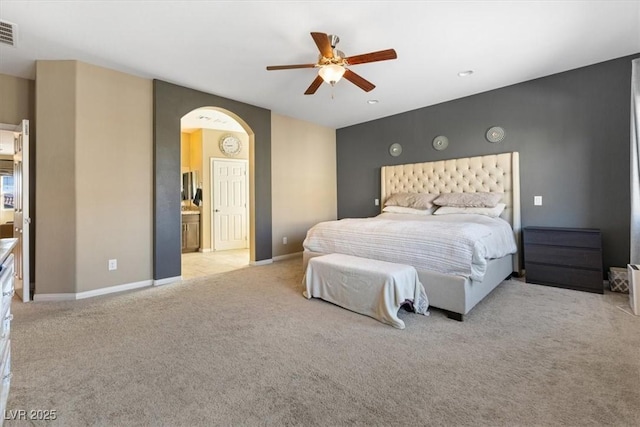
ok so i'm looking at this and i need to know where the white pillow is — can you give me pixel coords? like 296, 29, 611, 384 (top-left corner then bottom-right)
382, 206, 434, 215
433, 203, 506, 218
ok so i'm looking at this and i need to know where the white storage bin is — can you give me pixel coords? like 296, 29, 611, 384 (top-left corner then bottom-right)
628, 265, 640, 316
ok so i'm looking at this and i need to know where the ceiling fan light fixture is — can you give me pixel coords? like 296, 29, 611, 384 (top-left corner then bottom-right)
318, 64, 345, 85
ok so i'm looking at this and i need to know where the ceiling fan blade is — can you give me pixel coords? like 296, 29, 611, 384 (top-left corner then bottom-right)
311, 32, 333, 58
304, 75, 324, 95
266, 63, 316, 71
346, 49, 397, 66
343, 69, 375, 92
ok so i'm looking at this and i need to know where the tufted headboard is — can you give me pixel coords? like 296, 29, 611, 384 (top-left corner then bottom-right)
381, 152, 521, 273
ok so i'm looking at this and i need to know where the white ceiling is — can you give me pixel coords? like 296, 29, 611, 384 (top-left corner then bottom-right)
1, 1, 639, 130
181, 108, 246, 133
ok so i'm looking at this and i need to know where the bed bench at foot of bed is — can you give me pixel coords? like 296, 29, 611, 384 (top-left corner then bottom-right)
304, 250, 515, 322
303, 253, 429, 329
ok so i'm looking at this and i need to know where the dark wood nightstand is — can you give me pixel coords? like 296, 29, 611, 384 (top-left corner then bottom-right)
523, 227, 603, 294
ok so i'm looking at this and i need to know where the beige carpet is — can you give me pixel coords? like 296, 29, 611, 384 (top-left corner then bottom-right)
6, 257, 640, 426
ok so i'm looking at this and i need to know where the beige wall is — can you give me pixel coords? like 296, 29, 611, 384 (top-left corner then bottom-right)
75, 61, 153, 292
36, 60, 153, 294
180, 132, 191, 173
271, 113, 336, 257
35, 61, 77, 294
0, 74, 34, 125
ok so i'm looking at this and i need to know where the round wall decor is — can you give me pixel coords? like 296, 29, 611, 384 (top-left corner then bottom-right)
389, 143, 402, 157
432, 135, 449, 151
219, 134, 242, 157
486, 126, 505, 143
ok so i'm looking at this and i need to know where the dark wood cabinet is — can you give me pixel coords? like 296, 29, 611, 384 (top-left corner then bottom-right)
181, 213, 200, 253
523, 227, 603, 294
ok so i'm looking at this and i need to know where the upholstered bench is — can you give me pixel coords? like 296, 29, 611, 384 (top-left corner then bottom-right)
303, 253, 429, 329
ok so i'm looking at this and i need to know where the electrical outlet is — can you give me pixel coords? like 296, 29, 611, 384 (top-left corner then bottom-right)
534, 196, 542, 206
374, 198, 380, 206
108, 259, 117, 271
282, 237, 287, 245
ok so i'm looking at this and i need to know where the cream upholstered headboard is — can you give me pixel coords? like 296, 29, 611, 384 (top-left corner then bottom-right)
381, 152, 521, 273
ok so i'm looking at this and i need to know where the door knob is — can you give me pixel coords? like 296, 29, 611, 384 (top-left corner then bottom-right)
214, 209, 220, 212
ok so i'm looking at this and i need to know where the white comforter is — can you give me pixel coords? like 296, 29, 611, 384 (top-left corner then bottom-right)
302, 213, 517, 282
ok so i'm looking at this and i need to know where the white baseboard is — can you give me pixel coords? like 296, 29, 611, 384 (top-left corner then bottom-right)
251, 259, 273, 266
153, 275, 182, 286
273, 252, 303, 262
34, 279, 153, 302
198, 248, 212, 253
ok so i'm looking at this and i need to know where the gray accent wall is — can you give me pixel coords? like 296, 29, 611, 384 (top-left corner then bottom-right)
153, 80, 272, 281
337, 54, 640, 273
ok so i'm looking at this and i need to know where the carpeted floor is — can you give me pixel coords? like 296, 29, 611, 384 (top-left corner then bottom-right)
5, 256, 640, 426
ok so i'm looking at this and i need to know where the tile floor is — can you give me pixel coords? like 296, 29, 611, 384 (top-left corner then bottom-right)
181, 248, 250, 280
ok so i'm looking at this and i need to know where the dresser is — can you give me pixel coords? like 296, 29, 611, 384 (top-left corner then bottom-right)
0, 238, 17, 423
523, 227, 603, 294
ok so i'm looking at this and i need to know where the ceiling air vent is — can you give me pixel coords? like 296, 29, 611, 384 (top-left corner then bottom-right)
0, 20, 17, 47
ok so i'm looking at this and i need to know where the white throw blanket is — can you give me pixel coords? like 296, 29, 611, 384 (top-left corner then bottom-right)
303, 214, 517, 282
304, 253, 428, 329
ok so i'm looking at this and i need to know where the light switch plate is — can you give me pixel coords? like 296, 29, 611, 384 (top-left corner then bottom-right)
534, 196, 542, 206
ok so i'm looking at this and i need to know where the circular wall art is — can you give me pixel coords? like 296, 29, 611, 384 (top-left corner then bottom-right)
432, 135, 449, 151
486, 126, 506, 143
389, 143, 402, 157
219, 134, 242, 156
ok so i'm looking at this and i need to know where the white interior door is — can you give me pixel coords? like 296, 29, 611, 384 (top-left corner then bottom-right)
212, 159, 248, 251
12, 120, 29, 302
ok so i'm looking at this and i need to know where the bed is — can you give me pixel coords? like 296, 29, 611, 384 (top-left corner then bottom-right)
302, 152, 521, 321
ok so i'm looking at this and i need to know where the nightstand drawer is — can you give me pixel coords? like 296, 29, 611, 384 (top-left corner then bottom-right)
524, 244, 601, 269
526, 264, 603, 293
523, 228, 601, 248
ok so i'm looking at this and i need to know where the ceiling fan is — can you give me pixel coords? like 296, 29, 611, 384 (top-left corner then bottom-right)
266, 32, 397, 95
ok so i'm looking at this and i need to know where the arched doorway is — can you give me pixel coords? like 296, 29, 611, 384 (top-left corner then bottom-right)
153, 80, 272, 285
180, 107, 252, 279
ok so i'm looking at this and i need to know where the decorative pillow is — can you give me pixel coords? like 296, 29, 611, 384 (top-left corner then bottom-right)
385, 192, 438, 210
384, 193, 416, 208
409, 193, 438, 209
433, 192, 504, 208
382, 206, 434, 215
433, 203, 506, 218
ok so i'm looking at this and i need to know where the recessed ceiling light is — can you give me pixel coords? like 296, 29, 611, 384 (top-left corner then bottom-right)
457, 70, 474, 77
367, 99, 379, 104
